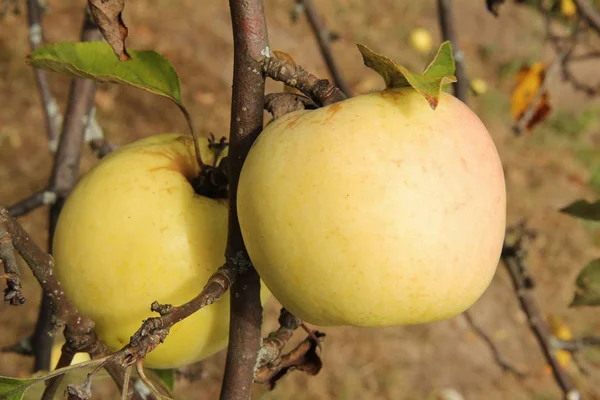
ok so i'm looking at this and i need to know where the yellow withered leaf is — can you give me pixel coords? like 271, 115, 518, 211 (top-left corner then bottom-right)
561, 0, 577, 17
510, 62, 552, 131
547, 314, 573, 369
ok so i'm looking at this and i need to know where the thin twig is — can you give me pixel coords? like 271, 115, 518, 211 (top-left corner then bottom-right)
297, 0, 352, 97
219, 1, 269, 399
462, 311, 525, 377
436, 0, 469, 102
501, 236, 580, 400
0, 228, 26, 305
7, 190, 56, 218
26, 0, 62, 150
553, 336, 600, 352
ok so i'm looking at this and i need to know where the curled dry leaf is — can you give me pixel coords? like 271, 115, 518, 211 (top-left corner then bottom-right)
510, 62, 552, 131
88, 0, 131, 61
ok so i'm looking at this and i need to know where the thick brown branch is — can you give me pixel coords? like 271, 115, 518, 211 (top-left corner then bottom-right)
297, 0, 352, 97
26, 0, 62, 149
262, 56, 347, 106
219, 1, 270, 399
33, 6, 102, 374
501, 238, 579, 400
7, 190, 56, 218
437, 0, 469, 102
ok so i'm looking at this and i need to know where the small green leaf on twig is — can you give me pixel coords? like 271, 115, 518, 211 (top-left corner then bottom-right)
356, 41, 457, 109
570, 259, 600, 307
0, 376, 37, 400
560, 199, 600, 221
88, 0, 130, 61
27, 41, 204, 167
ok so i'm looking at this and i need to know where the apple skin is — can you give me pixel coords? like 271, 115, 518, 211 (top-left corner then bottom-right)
52, 133, 269, 369
237, 87, 506, 328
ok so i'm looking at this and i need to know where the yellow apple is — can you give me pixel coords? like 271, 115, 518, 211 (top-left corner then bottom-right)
409, 28, 433, 54
469, 78, 488, 96
53, 133, 269, 369
237, 87, 506, 327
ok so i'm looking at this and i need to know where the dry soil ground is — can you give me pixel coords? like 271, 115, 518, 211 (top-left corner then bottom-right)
1, 1, 600, 399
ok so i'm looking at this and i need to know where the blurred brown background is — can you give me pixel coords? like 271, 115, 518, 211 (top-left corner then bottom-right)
1, 0, 600, 399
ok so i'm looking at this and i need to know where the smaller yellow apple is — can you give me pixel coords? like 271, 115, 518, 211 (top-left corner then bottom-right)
470, 78, 488, 96
409, 28, 433, 54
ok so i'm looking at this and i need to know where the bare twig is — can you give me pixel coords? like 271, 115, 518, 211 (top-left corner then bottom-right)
262, 55, 347, 106
219, 1, 269, 399
0, 228, 26, 305
553, 336, 600, 352
573, 0, 600, 33
463, 311, 525, 377
501, 233, 580, 400
437, 0, 469, 102
1, 336, 34, 356
26, 0, 62, 150
296, 0, 352, 97
7, 190, 56, 218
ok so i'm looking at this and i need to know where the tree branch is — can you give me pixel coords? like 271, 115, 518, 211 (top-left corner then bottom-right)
262, 55, 347, 106
26, 0, 62, 150
296, 0, 352, 97
219, 1, 269, 399
573, 0, 600, 33
437, 0, 469, 102
30, 7, 102, 374
7, 190, 56, 218
553, 336, 600, 352
462, 311, 524, 377
501, 232, 579, 400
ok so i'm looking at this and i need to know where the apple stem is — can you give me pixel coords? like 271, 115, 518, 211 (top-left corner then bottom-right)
178, 103, 206, 169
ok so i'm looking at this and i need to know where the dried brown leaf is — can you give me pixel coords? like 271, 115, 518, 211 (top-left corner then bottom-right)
88, 0, 131, 61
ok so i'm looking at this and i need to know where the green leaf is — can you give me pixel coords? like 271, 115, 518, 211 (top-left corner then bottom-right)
147, 368, 176, 392
357, 41, 457, 110
27, 41, 205, 168
570, 259, 600, 307
27, 41, 182, 106
560, 199, 600, 222
0, 376, 38, 400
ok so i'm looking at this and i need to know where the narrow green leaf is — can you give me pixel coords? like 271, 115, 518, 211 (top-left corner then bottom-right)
560, 199, 600, 222
27, 41, 182, 106
570, 259, 600, 307
357, 41, 457, 110
0, 376, 38, 400
147, 368, 176, 392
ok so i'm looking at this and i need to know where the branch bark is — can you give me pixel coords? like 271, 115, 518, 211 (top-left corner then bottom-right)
26, 0, 62, 150
437, 0, 469, 103
297, 0, 352, 97
32, 5, 102, 374
501, 239, 579, 400
573, 0, 600, 32
219, 1, 269, 399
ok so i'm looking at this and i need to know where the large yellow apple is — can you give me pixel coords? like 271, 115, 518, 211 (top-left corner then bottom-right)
237, 87, 506, 327
53, 133, 268, 369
